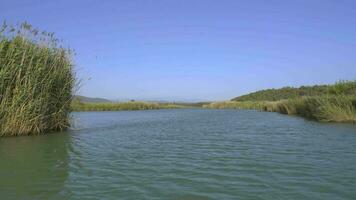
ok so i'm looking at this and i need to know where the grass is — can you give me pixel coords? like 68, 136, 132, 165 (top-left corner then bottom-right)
277, 96, 356, 122
73, 80, 356, 123
0, 22, 74, 136
216, 81, 356, 123
204, 94, 356, 123
203, 100, 268, 110
71, 100, 192, 111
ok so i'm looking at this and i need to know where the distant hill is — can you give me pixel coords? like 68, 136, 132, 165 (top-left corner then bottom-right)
232, 81, 356, 101
73, 95, 111, 103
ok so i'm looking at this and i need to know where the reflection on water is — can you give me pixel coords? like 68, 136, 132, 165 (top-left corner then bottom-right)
0, 133, 71, 199
0, 109, 356, 200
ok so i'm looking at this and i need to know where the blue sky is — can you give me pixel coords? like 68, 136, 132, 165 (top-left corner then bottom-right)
1, 0, 356, 101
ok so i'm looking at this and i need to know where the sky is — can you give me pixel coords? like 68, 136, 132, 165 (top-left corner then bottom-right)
1, 0, 356, 101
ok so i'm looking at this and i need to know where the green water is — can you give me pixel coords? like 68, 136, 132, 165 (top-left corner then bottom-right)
1, 109, 356, 199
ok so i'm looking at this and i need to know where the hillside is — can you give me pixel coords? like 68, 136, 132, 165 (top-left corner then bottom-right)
232, 81, 356, 101
73, 95, 111, 103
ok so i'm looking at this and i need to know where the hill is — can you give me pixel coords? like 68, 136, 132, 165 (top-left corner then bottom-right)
232, 81, 356, 101
73, 95, 111, 103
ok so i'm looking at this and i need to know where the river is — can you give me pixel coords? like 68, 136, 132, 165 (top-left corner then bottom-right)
1, 109, 355, 199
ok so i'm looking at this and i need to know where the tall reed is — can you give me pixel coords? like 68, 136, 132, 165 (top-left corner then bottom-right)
71, 100, 190, 111
204, 95, 356, 123
0, 22, 75, 136
202, 101, 268, 110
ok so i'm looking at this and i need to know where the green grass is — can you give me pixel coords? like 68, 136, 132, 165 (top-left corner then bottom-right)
276, 96, 356, 122
203, 100, 268, 110
71, 100, 192, 111
209, 81, 356, 123
0, 22, 74, 136
204, 95, 356, 123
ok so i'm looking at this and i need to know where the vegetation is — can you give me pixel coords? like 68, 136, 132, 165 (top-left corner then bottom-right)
273, 96, 356, 122
232, 81, 356, 101
71, 100, 192, 111
1, 22, 354, 137
206, 81, 356, 123
0, 22, 74, 136
203, 101, 268, 110
204, 96, 356, 123
73, 95, 111, 103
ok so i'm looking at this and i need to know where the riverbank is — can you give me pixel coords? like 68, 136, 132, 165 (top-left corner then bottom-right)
204, 81, 356, 123
71, 101, 196, 111
204, 96, 356, 123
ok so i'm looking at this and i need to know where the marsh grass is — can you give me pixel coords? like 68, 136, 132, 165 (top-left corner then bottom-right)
203, 101, 268, 110
204, 95, 356, 123
71, 101, 191, 111
0, 22, 74, 136
207, 81, 356, 123
297, 96, 356, 122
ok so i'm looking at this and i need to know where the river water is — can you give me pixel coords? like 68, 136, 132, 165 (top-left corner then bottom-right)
1, 109, 356, 199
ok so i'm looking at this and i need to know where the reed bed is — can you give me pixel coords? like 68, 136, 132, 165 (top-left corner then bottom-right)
71, 101, 190, 111
273, 96, 356, 122
0, 22, 74, 136
203, 100, 268, 110
204, 95, 356, 123
206, 81, 356, 123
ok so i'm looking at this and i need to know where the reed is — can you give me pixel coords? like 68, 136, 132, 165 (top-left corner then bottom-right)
203, 101, 268, 110
71, 101, 190, 111
203, 94, 356, 123
0, 22, 75, 136
204, 95, 356, 123
212, 81, 356, 123
261, 95, 356, 122
291, 96, 356, 122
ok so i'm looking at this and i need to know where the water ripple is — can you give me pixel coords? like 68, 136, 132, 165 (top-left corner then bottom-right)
1, 109, 356, 199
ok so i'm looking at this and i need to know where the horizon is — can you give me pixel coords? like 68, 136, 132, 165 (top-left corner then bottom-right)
2, 0, 356, 101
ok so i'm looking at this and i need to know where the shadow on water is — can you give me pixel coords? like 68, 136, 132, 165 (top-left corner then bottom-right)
0, 132, 72, 199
